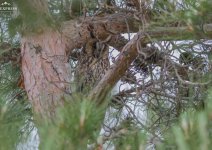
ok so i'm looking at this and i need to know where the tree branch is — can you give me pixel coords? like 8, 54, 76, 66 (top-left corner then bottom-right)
62, 10, 212, 55
62, 12, 139, 52
88, 24, 212, 105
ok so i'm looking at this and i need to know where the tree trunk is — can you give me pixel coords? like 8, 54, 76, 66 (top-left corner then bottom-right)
21, 30, 71, 118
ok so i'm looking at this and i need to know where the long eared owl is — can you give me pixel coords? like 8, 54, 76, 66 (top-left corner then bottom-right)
75, 39, 110, 93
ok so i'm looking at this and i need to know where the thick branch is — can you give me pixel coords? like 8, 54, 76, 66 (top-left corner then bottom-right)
62, 12, 139, 52
88, 24, 212, 105
62, 10, 212, 53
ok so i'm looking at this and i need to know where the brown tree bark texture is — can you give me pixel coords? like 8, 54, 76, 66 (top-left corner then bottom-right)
21, 31, 71, 118
62, 13, 138, 51
20, 0, 212, 118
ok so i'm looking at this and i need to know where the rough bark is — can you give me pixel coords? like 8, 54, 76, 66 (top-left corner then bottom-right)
21, 20, 212, 115
62, 12, 139, 52
21, 30, 71, 118
16, 0, 72, 119
62, 12, 212, 54
17, 0, 212, 118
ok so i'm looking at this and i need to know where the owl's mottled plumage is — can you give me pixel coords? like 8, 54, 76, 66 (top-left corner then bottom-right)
75, 39, 110, 93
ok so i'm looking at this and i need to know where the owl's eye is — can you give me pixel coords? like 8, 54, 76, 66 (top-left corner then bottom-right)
92, 42, 97, 50
92, 41, 103, 59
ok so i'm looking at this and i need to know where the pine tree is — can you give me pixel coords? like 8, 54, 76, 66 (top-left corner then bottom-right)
0, 0, 212, 149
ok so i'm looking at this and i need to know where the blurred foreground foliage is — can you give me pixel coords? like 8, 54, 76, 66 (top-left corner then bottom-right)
158, 89, 212, 150
0, 63, 31, 150
39, 96, 105, 150
0, 51, 211, 149
1, 0, 212, 150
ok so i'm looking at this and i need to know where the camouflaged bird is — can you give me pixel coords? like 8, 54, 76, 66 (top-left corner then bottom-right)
75, 39, 110, 93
